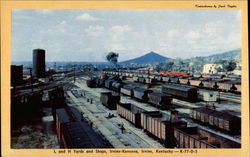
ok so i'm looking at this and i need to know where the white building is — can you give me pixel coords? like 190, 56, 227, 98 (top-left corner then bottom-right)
202, 64, 222, 74
203, 91, 217, 102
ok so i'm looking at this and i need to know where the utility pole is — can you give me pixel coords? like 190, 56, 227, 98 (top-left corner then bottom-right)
28, 68, 34, 92
73, 64, 76, 82
147, 68, 149, 78
54, 62, 56, 72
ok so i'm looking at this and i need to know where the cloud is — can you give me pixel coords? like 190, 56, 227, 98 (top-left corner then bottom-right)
40, 20, 68, 34
85, 25, 104, 36
204, 21, 223, 36
104, 25, 132, 51
35, 10, 54, 14
82, 47, 94, 52
76, 13, 98, 21
186, 31, 201, 40
236, 10, 241, 21
168, 29, 180, 38
110, 25, 131, 33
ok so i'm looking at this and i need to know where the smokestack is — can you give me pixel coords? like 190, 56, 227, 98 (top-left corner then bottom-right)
33, 49, 45, 78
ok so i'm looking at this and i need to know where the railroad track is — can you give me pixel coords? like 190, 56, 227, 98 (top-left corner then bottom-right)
74, 79, 241, 146
67, 88, 164, 148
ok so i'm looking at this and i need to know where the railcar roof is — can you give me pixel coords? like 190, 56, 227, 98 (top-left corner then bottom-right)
61, 121, 111, 148
193, 107, 240, 120
162, 83, 197, 91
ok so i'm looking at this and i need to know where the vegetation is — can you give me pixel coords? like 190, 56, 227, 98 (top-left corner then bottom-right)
154, 58, 238, 73
153, 49, 240, 73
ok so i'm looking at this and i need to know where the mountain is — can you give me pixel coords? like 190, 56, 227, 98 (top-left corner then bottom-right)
194, 49, 241, 61
121, 51, 169, 65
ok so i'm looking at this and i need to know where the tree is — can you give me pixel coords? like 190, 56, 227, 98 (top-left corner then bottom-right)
225, 61, 237, 71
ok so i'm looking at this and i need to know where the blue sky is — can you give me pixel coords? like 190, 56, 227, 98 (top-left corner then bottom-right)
12, 9, 241, 62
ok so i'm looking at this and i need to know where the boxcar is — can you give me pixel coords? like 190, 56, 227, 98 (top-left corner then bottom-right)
145, 78, 157, 84
147, 92, 173, 109
190, 107, 241, 134
119, 76, 126, 80
133, 87, 153, 101
189, 78, 202, 87
201, 80, 218, 89
117, 103, 145, 127
55, 108, 73, 144
162, 76, 171, 83
141, 111, 187, 148
174, 127, 218, 148
132, 76, 139, 82
208, 74, 225, 79
100, 92, 120, 110
61, 121, 111, 148
179, 77, 189, 85
169, 76, 179, 84
149, 75, 156, 79
174, 127, 240, 148
223, 74, 241, 81
86, 79, 96, 88
235, 83, 241, 93
104, 79, 114, 89
95, 78, 105, 87
99, 73, 108, 80
161, 84, 198, 102
217, 80, 235, 92
49, 87, 65, 106
229, 80, 241, 93
111, 82, 123, 92
129, 73, 134, 77
138, 77, 146, 83
120, 85, 135, 97
155, 76, 163, 81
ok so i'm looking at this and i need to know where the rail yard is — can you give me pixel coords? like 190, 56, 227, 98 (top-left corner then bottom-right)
11, 67, 241, 149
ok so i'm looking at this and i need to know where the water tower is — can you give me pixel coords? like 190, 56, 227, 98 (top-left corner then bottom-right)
33, 49, 45, 78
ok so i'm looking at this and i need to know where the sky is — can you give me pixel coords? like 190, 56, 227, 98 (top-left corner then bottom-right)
12, 9, 241, 62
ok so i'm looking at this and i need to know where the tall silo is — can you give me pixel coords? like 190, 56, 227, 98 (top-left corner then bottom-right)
33, 49, 46, 78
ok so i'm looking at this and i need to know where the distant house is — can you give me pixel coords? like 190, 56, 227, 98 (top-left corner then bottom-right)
202, 64, 222, 74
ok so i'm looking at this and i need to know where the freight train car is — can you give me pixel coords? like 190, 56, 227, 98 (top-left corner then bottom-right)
145, 78, 157, 84
201, 80, 218, 89
111, 82, 123, 92
95, 78, 105, 87
132, 76, 139, 82
162, 76, 171, 83
162, 84, 198, 102
117, 103, 145, 128
141, 111, 187, 148
174, 127, 241, 148
120, 85, 135, 97
189, 78, 202, 87
138, 77, 146, 83
155, 76, 163, 82
100, 92, 120, 110
55, 107, 113, 148
48, 87, 66, 120
179, 77, 189, 85
133, 87, 153, 101
86, 78, 96, 88
169, 76, 179, 84
147, 92, 173, 109
217, 80, 235, 92
190, 107, 241, 134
